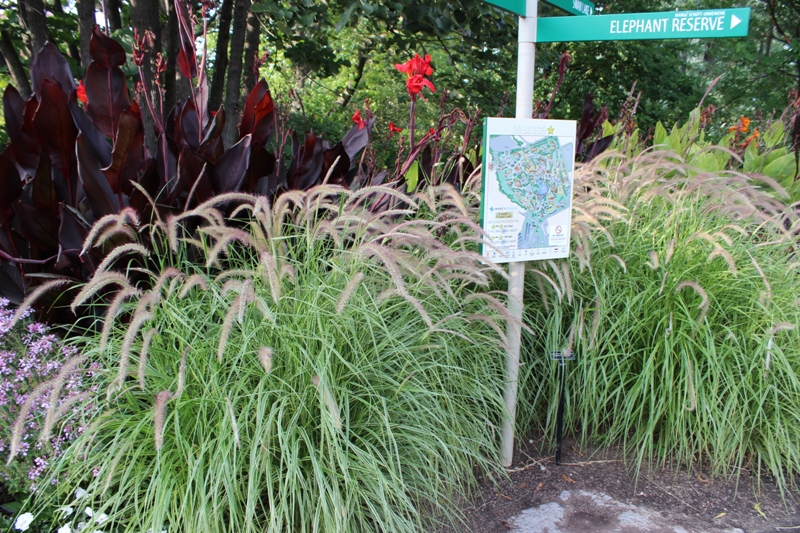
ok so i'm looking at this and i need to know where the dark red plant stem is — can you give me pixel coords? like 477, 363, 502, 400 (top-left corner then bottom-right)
0, 249, 57, 264
409, 94, 416, 150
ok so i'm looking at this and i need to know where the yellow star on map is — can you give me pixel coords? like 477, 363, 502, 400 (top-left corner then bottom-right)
547, 126, 555, 135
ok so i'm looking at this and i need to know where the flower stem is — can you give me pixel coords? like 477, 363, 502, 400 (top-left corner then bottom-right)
409, 95, 416, 150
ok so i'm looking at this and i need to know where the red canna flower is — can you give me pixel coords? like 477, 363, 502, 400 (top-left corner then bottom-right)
352, 109, 365, 130
388, 122, 403, 135
76, 81, 88, 105
406, 75, 435, 97
395, 54, 435, 97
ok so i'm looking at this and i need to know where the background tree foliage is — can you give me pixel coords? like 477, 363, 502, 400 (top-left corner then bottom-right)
0, 0, 797, 146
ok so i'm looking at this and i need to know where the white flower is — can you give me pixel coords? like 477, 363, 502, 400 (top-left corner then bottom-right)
60, 507, 75, 517
96, 513, 108, 525
75, 487, 88, 499
58, 526, 72, 533
76, 522, 87, 532
84, 507, 93, 517
14, 513, 34, 531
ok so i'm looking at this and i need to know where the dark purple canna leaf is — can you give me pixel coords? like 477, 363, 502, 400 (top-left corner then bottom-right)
0, 153, 22, 217
195, 72, 209, 131
84, 62, 131, 139
77, 134, 119, 218
246, 143, 276, 192
129, 160, 159, 219
3, 86, 41, 175
171, 147, 204, 204
69, 93, 112, 167
197, 106, 225, 164
341, 117, 375, 160
89, 25, 127, 68
186, 163, 215, 208
177, 98, 201, 151
31, 153, 58, 215
0, 261, 25, 304
13, 201, 61, 251
33, 80, 79, 202
211, 134, 251, 193
104, 103, 144, 194
239, 80, 275, 145
287, 132, 324, 191
59, 204, 91, 253
157, 132, 178, 190
322, 142, 351, 186
30, 42, 76, 96
174, 0, 198, 79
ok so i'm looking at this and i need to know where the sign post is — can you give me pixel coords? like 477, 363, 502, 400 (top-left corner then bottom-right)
481, 0, 750, 469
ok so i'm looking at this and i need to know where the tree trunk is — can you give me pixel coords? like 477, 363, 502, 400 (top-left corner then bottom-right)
77, 0, 96, 71
162, 0, 179, 113
0, 31, 32, 98
208, 0, 233, 112
221, 0, 248, 146
20, 0, 49, 58
107, 0, 123, 32
242, 10, 260, 95
130, 0, 162, 151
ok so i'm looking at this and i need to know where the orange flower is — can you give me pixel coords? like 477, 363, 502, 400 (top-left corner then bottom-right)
729, 116, 750, 133
76, 81, 88, 105
395, 54, 435, 97
352, 110, 365, 130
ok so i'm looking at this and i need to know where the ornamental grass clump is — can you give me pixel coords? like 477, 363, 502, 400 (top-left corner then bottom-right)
13, 182, 508, 533
518, 148, 800, 491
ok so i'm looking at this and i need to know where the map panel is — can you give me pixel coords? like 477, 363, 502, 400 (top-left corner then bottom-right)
481, 119, 577, 263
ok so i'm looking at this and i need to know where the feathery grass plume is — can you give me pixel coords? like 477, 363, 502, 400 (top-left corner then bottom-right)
174, 346, 189, 399
214, 270, 256, 283
685, 359, 696, 411
153, 390, 172, 451
466, 313, 509, 347
435, 183, 469, 216
111, 311, 154, 398
674, 280, 710, 323
606, 254, 627, 273
258, 347, 273, 374
39, 354, 89, 443
588, 303, 602, 350
646, 251, 660, 270
7, 381, 52, 464
534, 275, 550, 313
93, 223, 137, 251
311, 375, 342, 431
202, 227, 257, 267
528, 269, 563, 303
560, 261, 573, 304
659, 271, 669, 295
664, 239, 676, 264
707, 247, 738, 277
259, 252, 281, 304
746, 252, 773, 301
765, 337, 774, 375
218, 295, 241, 362
336, 272, 365, 314
225, 397, 241, 449
312, 220, 344, 247
99, 287, 141, 354
199, 192, 258, 209
70, 272, 133, 313
770, 322, 796, 334
272, 190, 306, 227
179, 274, 208, 298
347, 185, 418, 211
376, 288, 398, 304
152, 268, 184, 297
82, 208, 140, 253
10, 279, 70, 328
139, 328, 157, 389
412, 189, 437, 212
94, 243, 151, 275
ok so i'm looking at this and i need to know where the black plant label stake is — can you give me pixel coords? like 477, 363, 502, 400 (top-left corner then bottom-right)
551, 350, 575, 465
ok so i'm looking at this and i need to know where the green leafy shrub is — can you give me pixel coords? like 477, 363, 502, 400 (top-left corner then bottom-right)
10, 182, 508, 533
518, 149, 800, 490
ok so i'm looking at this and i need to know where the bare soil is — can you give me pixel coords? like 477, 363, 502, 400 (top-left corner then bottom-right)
442, 437, 800, 533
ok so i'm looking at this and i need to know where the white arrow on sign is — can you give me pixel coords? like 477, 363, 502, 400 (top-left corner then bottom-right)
731, 14, 741, 29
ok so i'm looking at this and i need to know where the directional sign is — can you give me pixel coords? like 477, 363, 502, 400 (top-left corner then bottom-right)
546, 0, 594, 16
483, 0, 527, 17
537, 8, 750, 42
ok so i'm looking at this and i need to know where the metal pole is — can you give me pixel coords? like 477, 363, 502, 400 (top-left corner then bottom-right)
500, 0, 537, 469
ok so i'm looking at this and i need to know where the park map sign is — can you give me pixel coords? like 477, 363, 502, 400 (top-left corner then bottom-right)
480, 119, 577, 263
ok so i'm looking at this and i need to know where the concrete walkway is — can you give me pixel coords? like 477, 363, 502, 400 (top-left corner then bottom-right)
507, 489, 745, 533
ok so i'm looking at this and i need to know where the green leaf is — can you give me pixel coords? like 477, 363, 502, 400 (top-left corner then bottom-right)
602, 120, 615, 138
763, 147, 787, 166
762, 153, 796, 183
250, 2, 273, 13
653, 122, 667, 146
405, 161, 419, 193
742, 141, 762, 173
762, 121, 785, 150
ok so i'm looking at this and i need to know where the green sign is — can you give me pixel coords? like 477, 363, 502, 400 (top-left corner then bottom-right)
545, 0, 594, 16
537, 8, 750, 42
483, 0, 527, 17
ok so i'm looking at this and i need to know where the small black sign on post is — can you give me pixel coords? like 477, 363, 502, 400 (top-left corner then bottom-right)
550, 350, 575, 465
